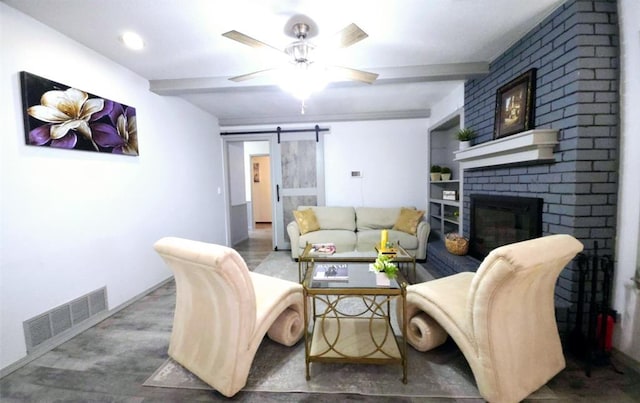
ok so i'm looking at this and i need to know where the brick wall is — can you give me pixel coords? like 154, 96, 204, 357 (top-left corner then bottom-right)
462, 0, 619, 333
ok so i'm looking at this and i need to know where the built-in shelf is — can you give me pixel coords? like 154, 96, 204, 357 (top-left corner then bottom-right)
453, 129, 559, 169
429, 198, 460, 207
443, 216, 459, 224
429, 108, 463, 235
430, 214, 459, 223
430, 211, 459, 223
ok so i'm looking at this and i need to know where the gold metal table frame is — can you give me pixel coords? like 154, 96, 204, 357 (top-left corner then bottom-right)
297, 243, 417, 283
302, 262, 408, 383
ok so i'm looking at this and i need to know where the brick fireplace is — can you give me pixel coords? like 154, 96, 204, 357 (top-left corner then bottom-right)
426, 0, 620, 335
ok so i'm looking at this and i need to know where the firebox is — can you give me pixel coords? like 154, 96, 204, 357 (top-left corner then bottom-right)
469, 194, 543, 260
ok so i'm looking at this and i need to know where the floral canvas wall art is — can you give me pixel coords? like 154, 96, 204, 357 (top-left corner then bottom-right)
20, 71, 139, 156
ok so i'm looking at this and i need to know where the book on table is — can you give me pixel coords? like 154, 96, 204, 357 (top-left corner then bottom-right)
310, 243, 336, 255
313, 263, 349, 281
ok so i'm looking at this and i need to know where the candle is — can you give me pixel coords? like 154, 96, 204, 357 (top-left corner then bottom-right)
381, 229, 388, 249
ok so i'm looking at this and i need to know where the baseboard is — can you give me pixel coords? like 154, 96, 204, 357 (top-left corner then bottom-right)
0, 276, 174, 379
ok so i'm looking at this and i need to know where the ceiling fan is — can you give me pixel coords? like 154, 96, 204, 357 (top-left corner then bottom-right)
222, 20, 379, 100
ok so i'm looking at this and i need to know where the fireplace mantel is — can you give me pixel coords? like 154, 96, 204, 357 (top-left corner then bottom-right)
453, 129, 558, 170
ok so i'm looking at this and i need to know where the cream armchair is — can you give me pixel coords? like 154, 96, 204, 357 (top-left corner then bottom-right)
153, 237, 304, 397
401, 234, 583, 403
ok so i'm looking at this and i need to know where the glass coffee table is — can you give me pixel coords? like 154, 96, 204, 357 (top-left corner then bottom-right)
302, 260, 408, 383
297, 243, 417, 283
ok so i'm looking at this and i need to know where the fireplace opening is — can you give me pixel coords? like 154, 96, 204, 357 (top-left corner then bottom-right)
469, 194, 543, 260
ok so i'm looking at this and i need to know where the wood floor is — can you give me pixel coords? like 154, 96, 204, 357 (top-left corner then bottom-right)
1, 224, 639, 402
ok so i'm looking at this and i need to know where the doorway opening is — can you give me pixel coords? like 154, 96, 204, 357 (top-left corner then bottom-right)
222, 126, 326, 251
224, 137, 274, 249
249, 222, 273, 249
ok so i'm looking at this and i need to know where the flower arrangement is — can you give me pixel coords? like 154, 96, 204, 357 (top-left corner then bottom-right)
372, 253, 399, 279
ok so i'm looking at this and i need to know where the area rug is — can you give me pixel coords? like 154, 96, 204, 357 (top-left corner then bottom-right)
143, 251, 556, 399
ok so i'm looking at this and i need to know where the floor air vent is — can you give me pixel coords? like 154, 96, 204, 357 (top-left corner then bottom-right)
23, 287, 107, 352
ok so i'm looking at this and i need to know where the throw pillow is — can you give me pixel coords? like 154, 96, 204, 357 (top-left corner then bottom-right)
392, 208, 424, 235
293, 209, 320, 235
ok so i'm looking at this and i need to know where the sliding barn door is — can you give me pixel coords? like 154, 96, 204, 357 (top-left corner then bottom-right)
272, 131, 325, 250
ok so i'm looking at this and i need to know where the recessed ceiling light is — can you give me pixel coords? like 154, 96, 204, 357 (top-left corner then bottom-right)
120, 31, 145, 50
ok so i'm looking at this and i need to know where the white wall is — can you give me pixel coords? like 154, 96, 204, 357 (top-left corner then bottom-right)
323, 119, 429, 209
223, 119, 430, 210
612, 0, 640, 362
0, 4, 226, 370
429, 83, 465, 126
228, 142, 246, 205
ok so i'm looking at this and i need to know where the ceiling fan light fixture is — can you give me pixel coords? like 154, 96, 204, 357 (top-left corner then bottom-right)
119, 31, 145, 50
278, 63, 328, 101
285, 40, 314, 63
222, 20, 376, 112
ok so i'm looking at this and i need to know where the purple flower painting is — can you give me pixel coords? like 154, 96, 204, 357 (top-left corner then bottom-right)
20, 72, 139, 156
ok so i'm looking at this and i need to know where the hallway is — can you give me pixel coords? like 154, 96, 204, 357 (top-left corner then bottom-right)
234, 222, 273, 270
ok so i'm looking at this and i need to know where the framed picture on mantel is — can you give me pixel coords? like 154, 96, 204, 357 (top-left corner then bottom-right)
494, 68, 536, 139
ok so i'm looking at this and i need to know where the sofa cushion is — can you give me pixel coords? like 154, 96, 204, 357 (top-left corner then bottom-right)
299, 230, 357, 253
293, 209, 320, 234
357, 229, 419, 251
391, 230, 420, 249
393, 207, 425, 235
355, 207, 405, 230
298, 206, 356, 231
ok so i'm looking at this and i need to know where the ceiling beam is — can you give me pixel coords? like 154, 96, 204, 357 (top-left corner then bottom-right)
149, 62, 489, 96
218, 109, 431, 127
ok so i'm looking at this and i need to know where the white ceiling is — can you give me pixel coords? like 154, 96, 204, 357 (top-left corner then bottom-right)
4, 0, 565, 126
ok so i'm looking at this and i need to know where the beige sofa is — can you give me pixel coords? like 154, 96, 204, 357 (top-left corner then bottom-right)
287, 206, 429, 260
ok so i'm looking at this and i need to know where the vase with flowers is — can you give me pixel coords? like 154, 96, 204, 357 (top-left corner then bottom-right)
372, 253, 399, 285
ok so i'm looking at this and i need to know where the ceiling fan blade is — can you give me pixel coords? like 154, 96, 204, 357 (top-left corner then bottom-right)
228, 68, 277, 82
329, 66, 378, 84
222, 30, 284, 54
332, 23, 368, 48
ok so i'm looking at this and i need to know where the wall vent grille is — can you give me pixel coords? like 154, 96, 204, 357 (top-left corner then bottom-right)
23, 287, 107, 352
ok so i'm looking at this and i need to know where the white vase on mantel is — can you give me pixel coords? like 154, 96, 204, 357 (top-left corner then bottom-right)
459, 141, 471, 150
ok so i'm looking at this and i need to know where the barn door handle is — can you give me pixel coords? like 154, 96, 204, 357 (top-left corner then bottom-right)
276, 184, 280, 202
